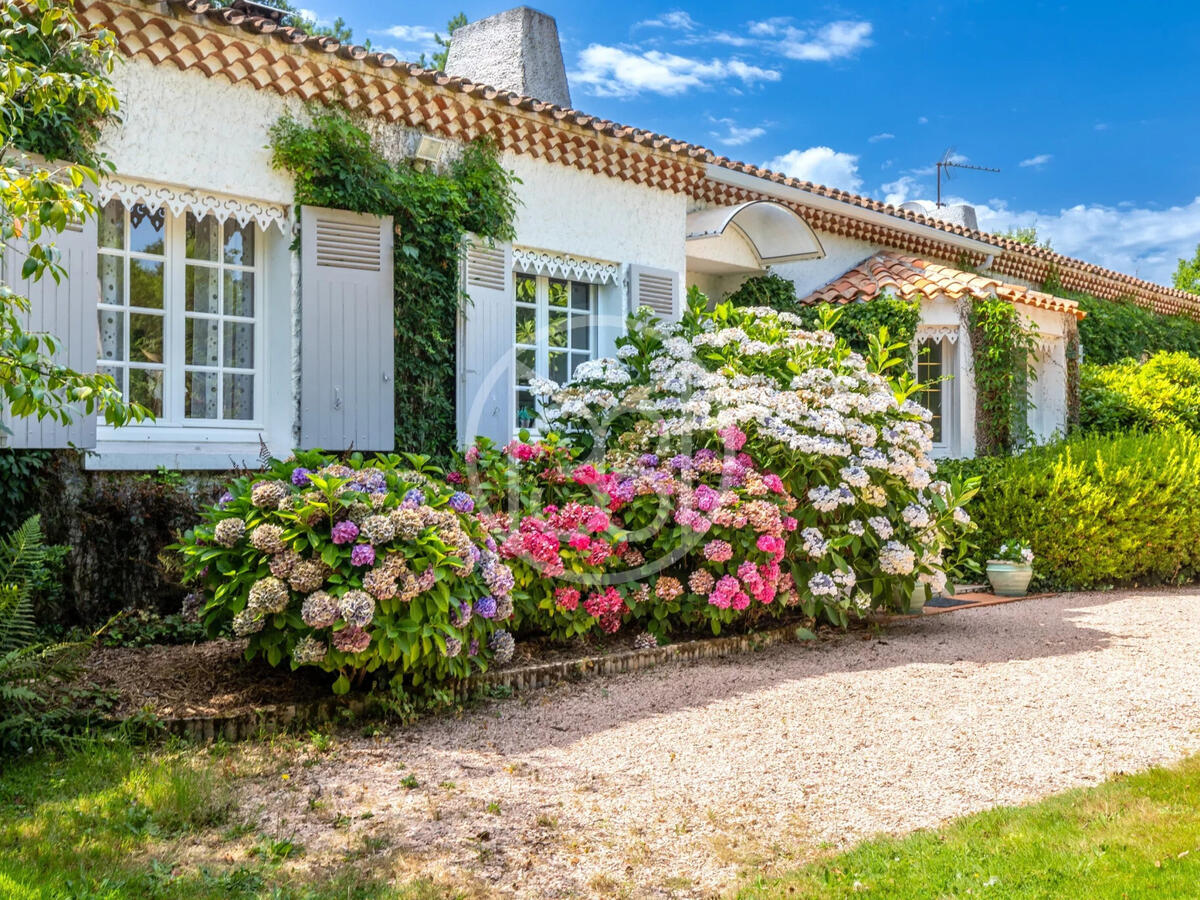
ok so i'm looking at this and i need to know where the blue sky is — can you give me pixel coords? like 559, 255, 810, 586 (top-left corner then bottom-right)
300, 1, 1200, 286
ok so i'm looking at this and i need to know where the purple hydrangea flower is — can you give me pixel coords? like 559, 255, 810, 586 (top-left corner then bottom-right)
331, 520, 359, 545
469, 639, 479, 657
291, 467, 312, 487
668, 454, 692, 471
475, 595, 498, 619
638, 453, 660, 468
451, 599, 473, 628
694, 448, 717, 463
350, 543, 375, 567
403, 488, 425, 506
217, 491, 234, 507
485, 536, 498, 552
448, 491, 475, 514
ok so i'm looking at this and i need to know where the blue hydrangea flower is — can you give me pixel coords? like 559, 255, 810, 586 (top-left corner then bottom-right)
475, 595, 498, 619
217, 491, 234, 507
404, 488, 425, 505
449, 491, 475, 514
291, 467, 312, 487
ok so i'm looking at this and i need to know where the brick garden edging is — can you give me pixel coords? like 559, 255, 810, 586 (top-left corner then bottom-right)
155, 621, 807, 743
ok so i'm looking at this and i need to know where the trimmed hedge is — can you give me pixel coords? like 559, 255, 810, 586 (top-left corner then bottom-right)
1080, 352, 1200, 434
1075, 294, 1200, 365
940, 431, 1200, 590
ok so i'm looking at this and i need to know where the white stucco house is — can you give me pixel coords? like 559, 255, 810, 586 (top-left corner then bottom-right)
5, 0, 1199, 468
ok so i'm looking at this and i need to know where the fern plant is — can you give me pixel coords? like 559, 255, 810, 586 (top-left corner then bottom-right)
0, 515, 87, 752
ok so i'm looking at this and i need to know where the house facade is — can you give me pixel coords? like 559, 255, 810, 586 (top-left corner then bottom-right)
4, 0, 1199, 468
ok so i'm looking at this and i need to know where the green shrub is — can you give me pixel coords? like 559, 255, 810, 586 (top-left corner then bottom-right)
941, 431, 1200, 590
1075, 294, 1200, 365
726, 276, 920, 359
175, 452, 518, 694
1080, 351, 1200, 434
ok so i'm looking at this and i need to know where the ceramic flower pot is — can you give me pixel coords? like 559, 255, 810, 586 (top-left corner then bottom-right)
986, 561, 1033, 597
895, 583, 929, 612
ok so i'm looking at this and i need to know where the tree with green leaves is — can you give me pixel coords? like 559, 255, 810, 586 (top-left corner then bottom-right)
1, 0, 148, 433
997, 225, 1052, 249
419, 12, 467, 71
1173, 243, 1200, 296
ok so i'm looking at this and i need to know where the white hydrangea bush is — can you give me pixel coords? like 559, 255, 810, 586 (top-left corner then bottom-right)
534, 289, 978, 621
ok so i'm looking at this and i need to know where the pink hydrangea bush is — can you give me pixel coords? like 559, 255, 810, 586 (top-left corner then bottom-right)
175, 451, 517, 694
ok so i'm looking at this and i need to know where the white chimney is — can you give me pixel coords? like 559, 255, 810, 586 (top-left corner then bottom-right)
898, 200, 979, 231
444, 7, 571, 108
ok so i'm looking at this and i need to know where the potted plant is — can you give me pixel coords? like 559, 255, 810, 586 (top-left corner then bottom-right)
986, 541, 1035, 597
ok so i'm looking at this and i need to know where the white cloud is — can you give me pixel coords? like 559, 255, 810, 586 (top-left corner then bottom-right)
571, 45, 780, 97
872, 192, 1199, 285
882, 175, 921, 206
868, 132, 895, 143
764, 146, 863, 192
379, 24, 437, 42
744, 18, 872, 61
374, 23, 439, 61
637, 11, 697, 30
708, 117, 766, 147
917, 116, 929, 125
1019, 154, 1053, 168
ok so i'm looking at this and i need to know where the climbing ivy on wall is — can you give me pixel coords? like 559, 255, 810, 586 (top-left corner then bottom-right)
269, 111, 518, 461
967, 297, 1040, 456
725, 274, 920, 360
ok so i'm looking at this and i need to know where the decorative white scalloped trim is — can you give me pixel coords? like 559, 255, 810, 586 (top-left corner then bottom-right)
513, 247, 620, 285
915, 325, 961, 344
97, 176, 290, 233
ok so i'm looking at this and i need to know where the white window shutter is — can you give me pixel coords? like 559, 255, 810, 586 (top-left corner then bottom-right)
299, 205, 394, 451
629, 264, 681, 322
457, 237, 514, 447
1, 217, 98, 448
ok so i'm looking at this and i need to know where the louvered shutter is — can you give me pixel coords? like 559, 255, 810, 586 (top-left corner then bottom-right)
299, 205, 394, 451
457, 237, 514, 447
629, 264, 681, 322
1, 217, 98, 448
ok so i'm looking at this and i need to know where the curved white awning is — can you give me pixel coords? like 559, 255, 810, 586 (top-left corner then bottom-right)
686, 200, 824, 269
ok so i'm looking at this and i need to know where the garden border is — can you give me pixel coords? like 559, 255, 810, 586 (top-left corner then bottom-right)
149, 621, 808, 742
146, 592, 1049, 743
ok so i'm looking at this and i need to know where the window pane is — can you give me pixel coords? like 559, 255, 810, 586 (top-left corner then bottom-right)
516, 347, 536, 382
98, 365, 123, 396
548, 310, 567, 348
515, 274, 536, 304
130, 313, 164, 364
548, 279, 568, 307
185, 371, 220, 419
185, 265, 220, 314
185, 317, 221, 366
516, 389, 537, 429
549, 351, 566, 384
570, 352, 590, 379
224, 271, 254, 317
224, 322, 254, 369
515, 306, 536, 345
223, 219, 255, 265
129, 259, 164, 309
571, 282, 591, 311
570, 317, 591, 351
97, 310, 124, 361
128, 204, 166, 255
129, 368, 164, 416
99, 200, 124, 250
98, 255, 124, 306
223, 373, 254, 420
185, 213, 221, 261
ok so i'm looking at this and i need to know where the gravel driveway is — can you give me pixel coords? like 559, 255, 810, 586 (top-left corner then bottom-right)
250, 586, 1200, 898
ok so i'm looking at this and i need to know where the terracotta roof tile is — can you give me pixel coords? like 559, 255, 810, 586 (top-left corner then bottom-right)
799, 253, 1086, 321
79, 0, 1200, 321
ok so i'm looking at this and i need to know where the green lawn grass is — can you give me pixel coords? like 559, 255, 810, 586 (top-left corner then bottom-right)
742, 755, 1200, 899
0, 737, 459, 899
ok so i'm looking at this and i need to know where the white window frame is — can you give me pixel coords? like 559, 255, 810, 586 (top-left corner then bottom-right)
96, 201, 265, 440
914, 331, 958, 456
513, 272, 598, 431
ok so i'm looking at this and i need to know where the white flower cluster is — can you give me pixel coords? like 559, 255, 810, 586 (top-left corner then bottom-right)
801, 527, 828, 559
879, 540, 917, 575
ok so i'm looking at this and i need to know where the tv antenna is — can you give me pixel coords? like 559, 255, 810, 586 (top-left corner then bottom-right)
936, 148, 999, 207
